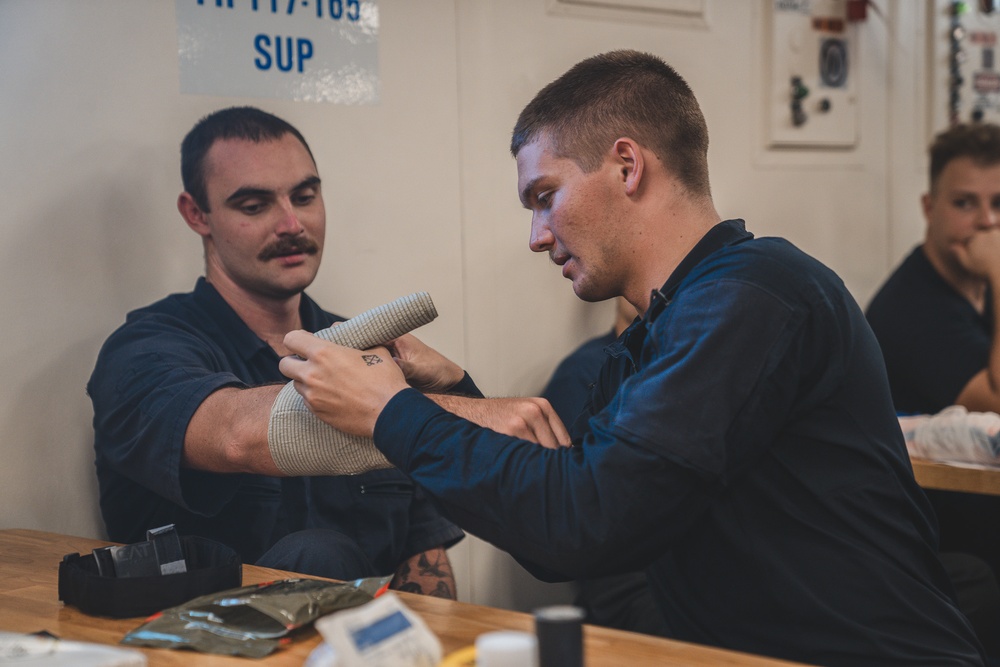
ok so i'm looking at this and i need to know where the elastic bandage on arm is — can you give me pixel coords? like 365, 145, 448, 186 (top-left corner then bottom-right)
268, 292, 437, 476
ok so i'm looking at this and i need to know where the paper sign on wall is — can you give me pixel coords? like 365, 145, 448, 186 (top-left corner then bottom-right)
176, 0, 379, 104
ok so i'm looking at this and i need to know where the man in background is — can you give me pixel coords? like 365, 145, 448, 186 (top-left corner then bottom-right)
867, 123, 1000, 418
541, 297, 636, 432
866, 122, 1000, 654
88, 107, 462, 597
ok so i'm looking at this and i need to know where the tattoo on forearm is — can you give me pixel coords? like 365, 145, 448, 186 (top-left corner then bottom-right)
430, 580, 453, 598
390, 549, 455, 599
416, 551, 450, 578
362, 354, 383, 366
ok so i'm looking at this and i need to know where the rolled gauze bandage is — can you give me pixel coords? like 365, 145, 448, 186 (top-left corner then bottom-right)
268, 292, 437, 476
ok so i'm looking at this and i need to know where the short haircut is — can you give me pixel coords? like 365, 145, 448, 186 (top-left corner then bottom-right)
510, 49, 711, 197
180, 106, 315, 212
929, 122, 1000, 193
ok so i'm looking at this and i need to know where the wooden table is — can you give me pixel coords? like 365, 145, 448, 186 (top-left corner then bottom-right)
0, 529, 809, 666
910, 457, 1000, 496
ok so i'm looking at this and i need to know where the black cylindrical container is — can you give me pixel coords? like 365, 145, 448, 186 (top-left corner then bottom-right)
534, 604, 584, 667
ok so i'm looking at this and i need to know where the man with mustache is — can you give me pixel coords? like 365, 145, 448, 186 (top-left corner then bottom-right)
87, 107, 462, 596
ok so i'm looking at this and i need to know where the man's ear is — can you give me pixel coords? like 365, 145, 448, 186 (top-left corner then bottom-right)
920, 192, 934, 227
178, 192, 211, 238
613, 138, 644, 196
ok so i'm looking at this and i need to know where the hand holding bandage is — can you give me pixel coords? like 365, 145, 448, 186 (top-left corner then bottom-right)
281, 337, 407, 440
270, 292, 436, 476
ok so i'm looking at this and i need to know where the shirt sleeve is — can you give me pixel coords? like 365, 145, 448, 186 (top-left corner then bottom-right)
604, 278, 812, 481
448, 371, 483, 398
88, 315, 246, 515
374, 389, 707, 579
372, 278, 819, 579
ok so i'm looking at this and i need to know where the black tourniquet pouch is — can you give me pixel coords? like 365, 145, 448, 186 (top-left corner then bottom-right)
58, 525, 241, 618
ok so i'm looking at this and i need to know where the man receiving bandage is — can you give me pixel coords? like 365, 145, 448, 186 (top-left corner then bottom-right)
88, 107, 465, 596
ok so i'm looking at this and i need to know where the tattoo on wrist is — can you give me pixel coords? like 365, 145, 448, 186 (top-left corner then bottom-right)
362, 354, 383, 366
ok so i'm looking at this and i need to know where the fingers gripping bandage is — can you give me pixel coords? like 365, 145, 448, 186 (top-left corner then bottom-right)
268, 292, 438, 476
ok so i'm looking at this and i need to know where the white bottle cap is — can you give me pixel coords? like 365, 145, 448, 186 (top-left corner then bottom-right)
475, 630, 538, 667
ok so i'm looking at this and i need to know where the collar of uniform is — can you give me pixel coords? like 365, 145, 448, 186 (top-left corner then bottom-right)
604, 220, 752, 363
191, 277, 334, 362
192, 278, 268, 360
646, 219, 753, 324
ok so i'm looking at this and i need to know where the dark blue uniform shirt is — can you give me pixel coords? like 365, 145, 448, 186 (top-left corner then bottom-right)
866, 245, 993, 415
541, 328, 618, 429
88, 278, 462, 568
373, 221, 985, 666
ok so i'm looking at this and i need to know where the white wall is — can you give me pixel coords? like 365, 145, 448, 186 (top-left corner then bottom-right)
0, 0, 934, 610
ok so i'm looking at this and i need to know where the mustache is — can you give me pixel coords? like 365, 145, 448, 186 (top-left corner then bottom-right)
258, 237, 320, 261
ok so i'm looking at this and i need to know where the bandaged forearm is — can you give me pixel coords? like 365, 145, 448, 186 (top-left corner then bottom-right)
268, 292, 437, 476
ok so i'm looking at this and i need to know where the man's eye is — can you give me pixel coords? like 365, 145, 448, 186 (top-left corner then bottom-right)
240, 201, 265, 215
536, 192, 552, 209
293, 193, 316, 206
953, 197, 975, 209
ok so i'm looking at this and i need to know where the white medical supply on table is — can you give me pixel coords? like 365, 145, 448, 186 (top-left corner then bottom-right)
899, 406, 1000, 466
475, 630, 538, 667
315, 592, 441, 667
303, 640, 339, 667
0, 631, 146, 666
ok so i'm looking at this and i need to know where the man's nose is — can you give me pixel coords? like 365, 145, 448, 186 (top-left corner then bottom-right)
977, 206, 999, 229
275, 201, 304, 235
529, 215, 554, 253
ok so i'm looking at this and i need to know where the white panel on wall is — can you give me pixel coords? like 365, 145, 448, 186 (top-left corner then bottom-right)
175, 0, 380, 103
766, 0, 860, 148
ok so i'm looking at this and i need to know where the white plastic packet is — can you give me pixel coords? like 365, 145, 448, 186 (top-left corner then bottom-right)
315, 592, 442, 667
0, 631, 146, 667
304, 641, 340, 667
900, 405, 1000, 465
